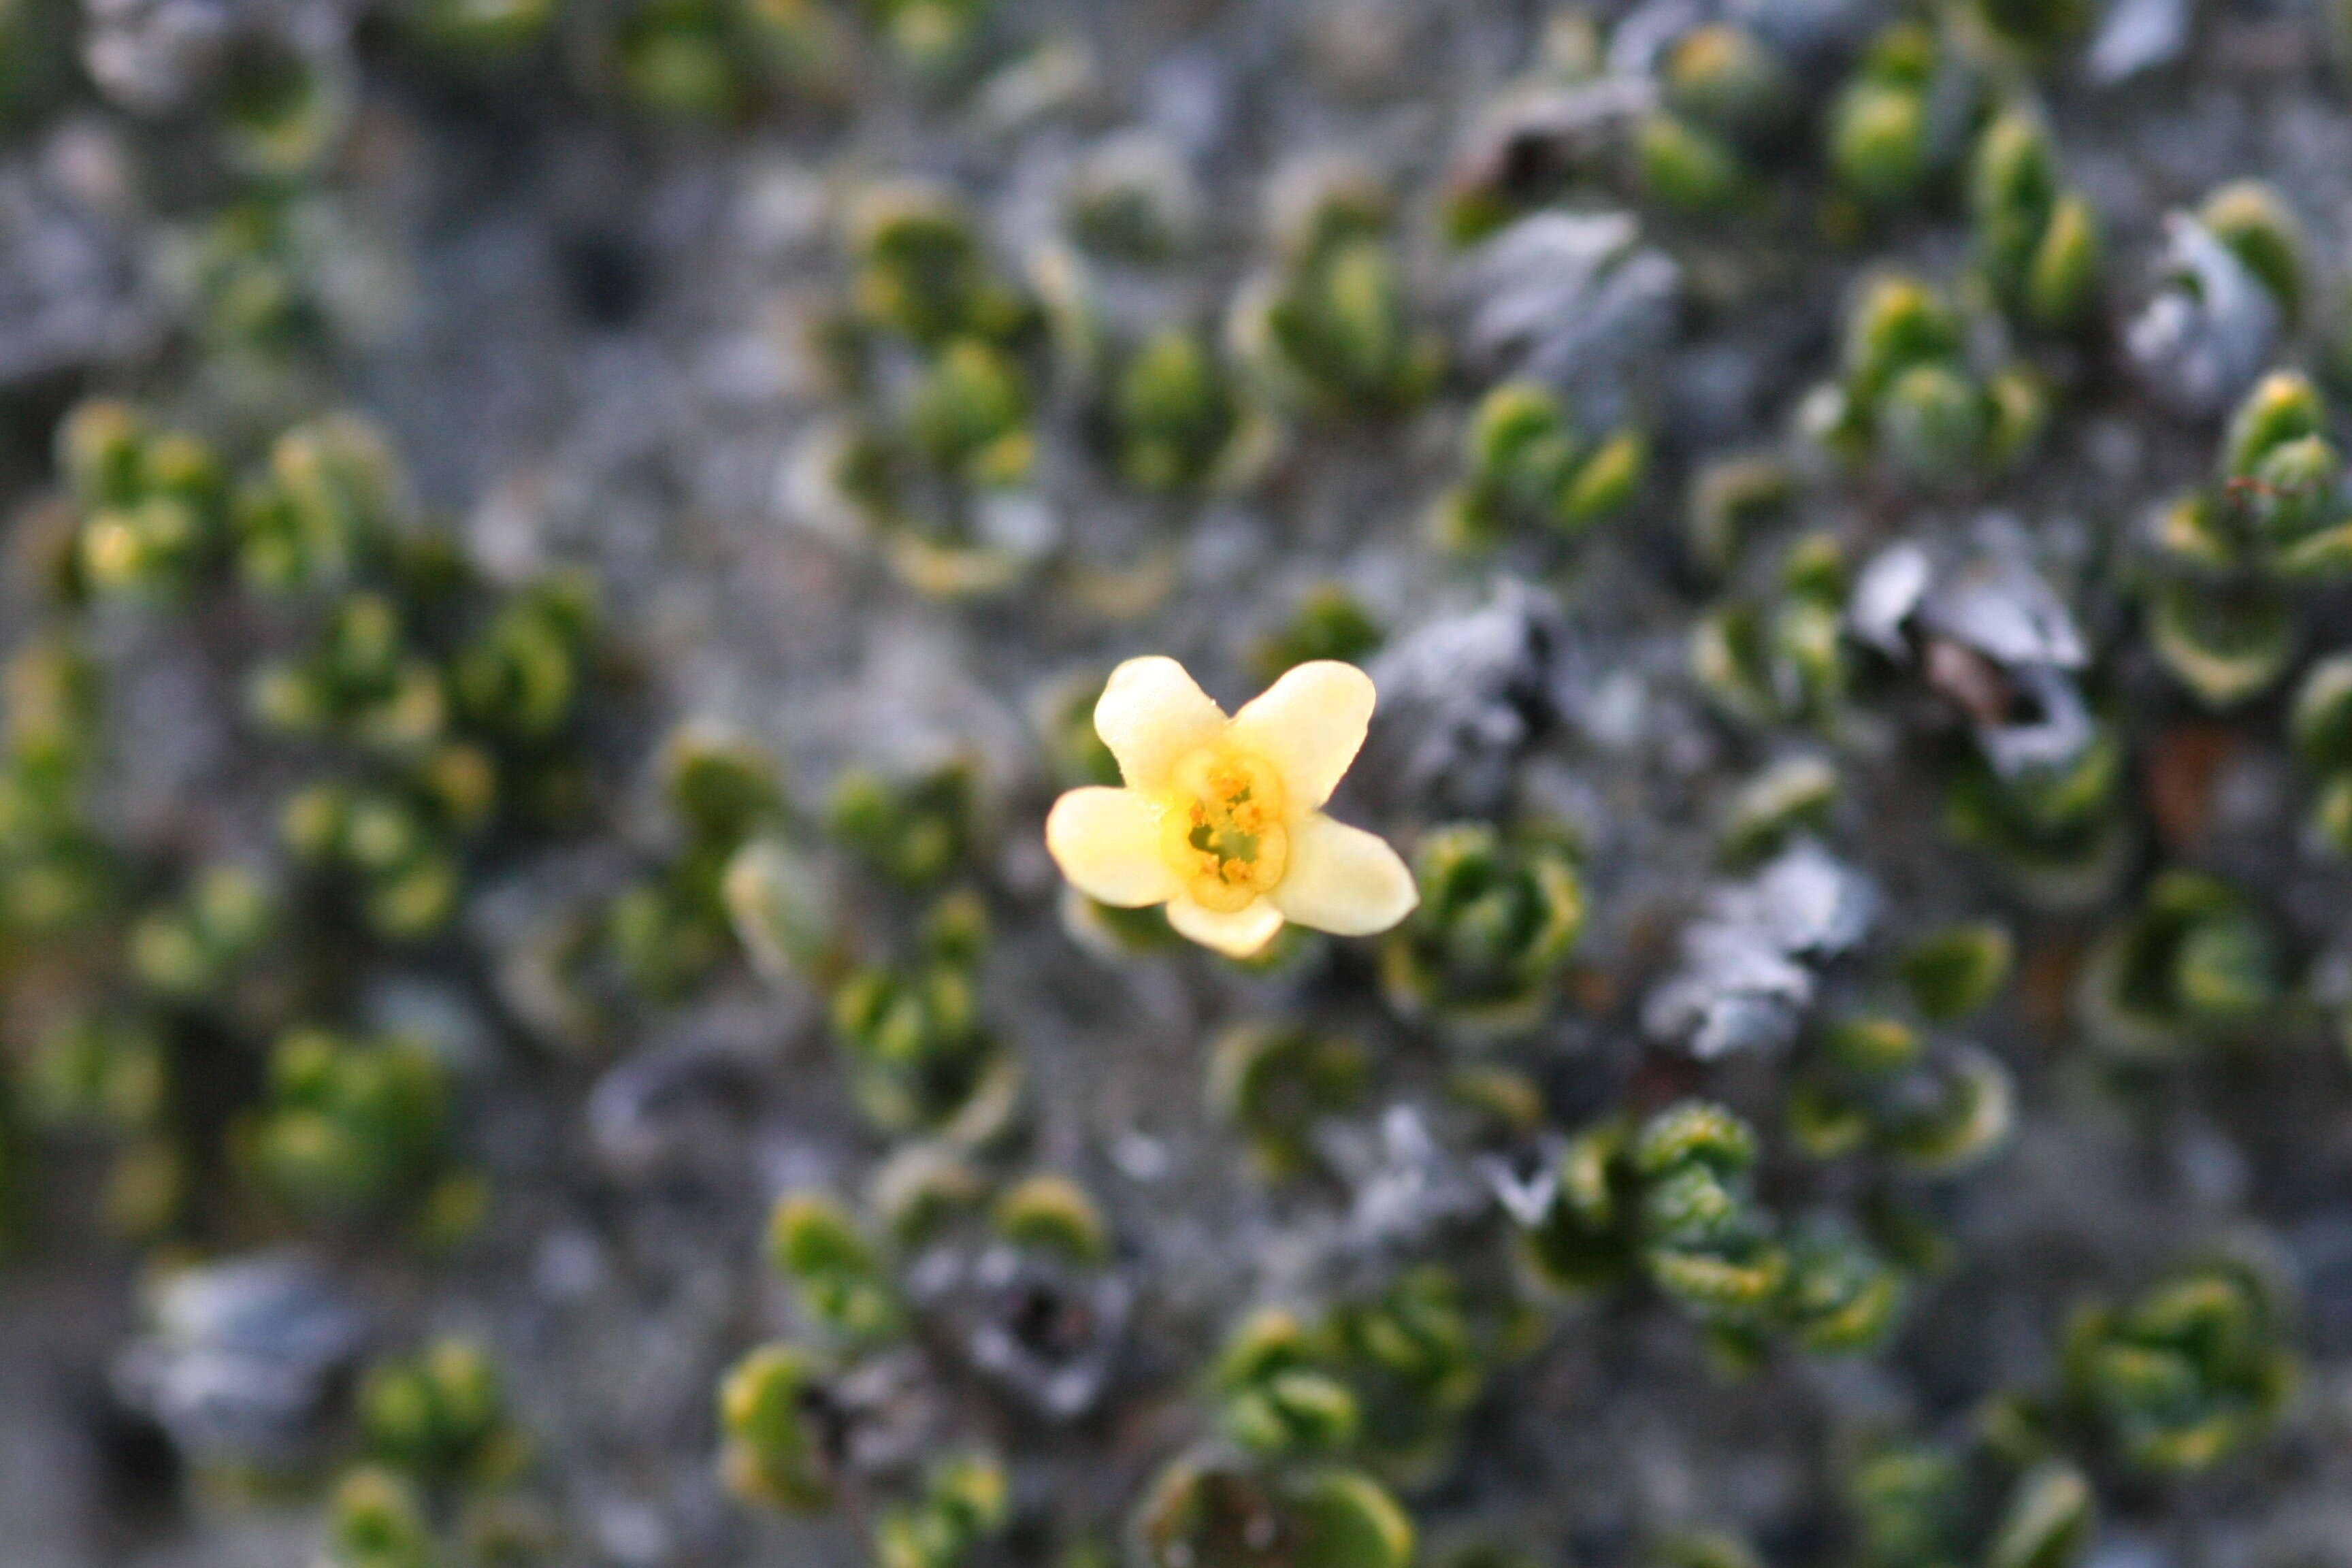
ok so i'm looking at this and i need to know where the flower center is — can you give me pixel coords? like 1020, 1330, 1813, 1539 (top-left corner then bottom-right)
1161, 747, 1289, 913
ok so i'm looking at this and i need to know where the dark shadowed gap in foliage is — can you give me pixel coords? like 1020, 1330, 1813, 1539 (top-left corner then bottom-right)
82, 1382, 185, 1547
1565, 1520, 1639, 1567
560, 229, 656, 331
350, 10, 575, 159
1541, 1034, 1642, 1130
0, 375, 87, 512
1896, 1264, 2018, 1427
1755, 1505, 1839, 1568
165, 1013, 268, 1241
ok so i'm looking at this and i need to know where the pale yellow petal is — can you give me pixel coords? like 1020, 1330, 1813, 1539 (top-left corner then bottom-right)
1094, 656, 1228, 791
1045, 787, 1179, 907
1165, 894, 1286, 958
1270, 813, 1419, 936
1226, 660, 1375, 810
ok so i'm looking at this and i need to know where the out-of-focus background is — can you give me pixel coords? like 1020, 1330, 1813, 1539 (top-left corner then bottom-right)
4, 0, 2352, 1565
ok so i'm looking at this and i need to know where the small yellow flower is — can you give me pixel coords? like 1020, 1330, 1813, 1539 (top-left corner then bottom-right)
1045, 657, 1419, 958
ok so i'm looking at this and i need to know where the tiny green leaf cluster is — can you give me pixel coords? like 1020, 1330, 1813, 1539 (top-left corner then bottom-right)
1435, 380, 1645, 552
2147, 370, 2352, 706
326, 1339, 546, 1567
1522, 1101, 1908, 1362
1803, 276, 2046, 489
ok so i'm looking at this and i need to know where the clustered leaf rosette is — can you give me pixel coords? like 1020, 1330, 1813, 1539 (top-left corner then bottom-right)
59, 401, 231, 602
1147, 1272, 1514, 1530
453, 573, 600, 769
717, 1342, 838, 1511
1318, 1266, 1503, 1484
1940, 724, 2133, 912
180, 199, 340, 369
358, 1339, 529, 1497
1109, 326, 1250, 495
1788, 1015, 2015, 1177
21, 1016, 164, 1136
2063, 1259, 2298, 1475
873, 1452, 1011, 1568
604, 729, 787, 1000
233, 416, 405, 595
792, 186, 1057, 598
2146, 370, 2352, 707
1827, 23, 1963, 213
210, 23, 355, 180
1719, 753, 1840, 864
721, 1174, 1100, 1564
1970, 110, 2101, 334
1844, 1444, 2093, 1568
323, 1465, 438, 1568
2197, 182, 2305, 326
768, 1191, 908, 1348
127, 862, 276, 1004
397, 0, 559, 59
1636, 20, 1792, 216
1987, 1256, 2298, 1479
216, 429, 604, 947
25, 1022, 181, 1237
1787, 924, 2017, 1177
7, 404, 602, 1260
1518, 1102, 1906, 1360
1236, 184, 1443, 418
1686, 452, 1798, 579
247, 1026, 478, 1236
1379, 823, 1584, 1038
327, 1339, 551, 1568
828, 756, 983, 887
1213, 1308, 1365, 1460
282, 774, 477, 943
0, 640, 111, 935
1900, 917, 2016, 1020
591, 734, 1013, 1139
1633, 1105, 1795, 1346
2074, 872, 2285, 1058
1800, 276, 2046, 490
1133, 1307, 1416, 1568
250, 591, 452, 758
1435, 380, 1646, 553
1516, 1118, 1642, 1292
1045, 657, 1419, 960
1692, 534, 1854, 732
2289, 651, 2352, 853
866, 0, 998, 82
26, 8, 2352, 1563
612, 0, 801, 117
1133, 1450, 1416, 1568
1254, 585, 1385, 684
608, 0, 990, 119
829, 890, 1019, 1142
1443, 12, 1793, 229
1207, 1022, 1370, 1180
